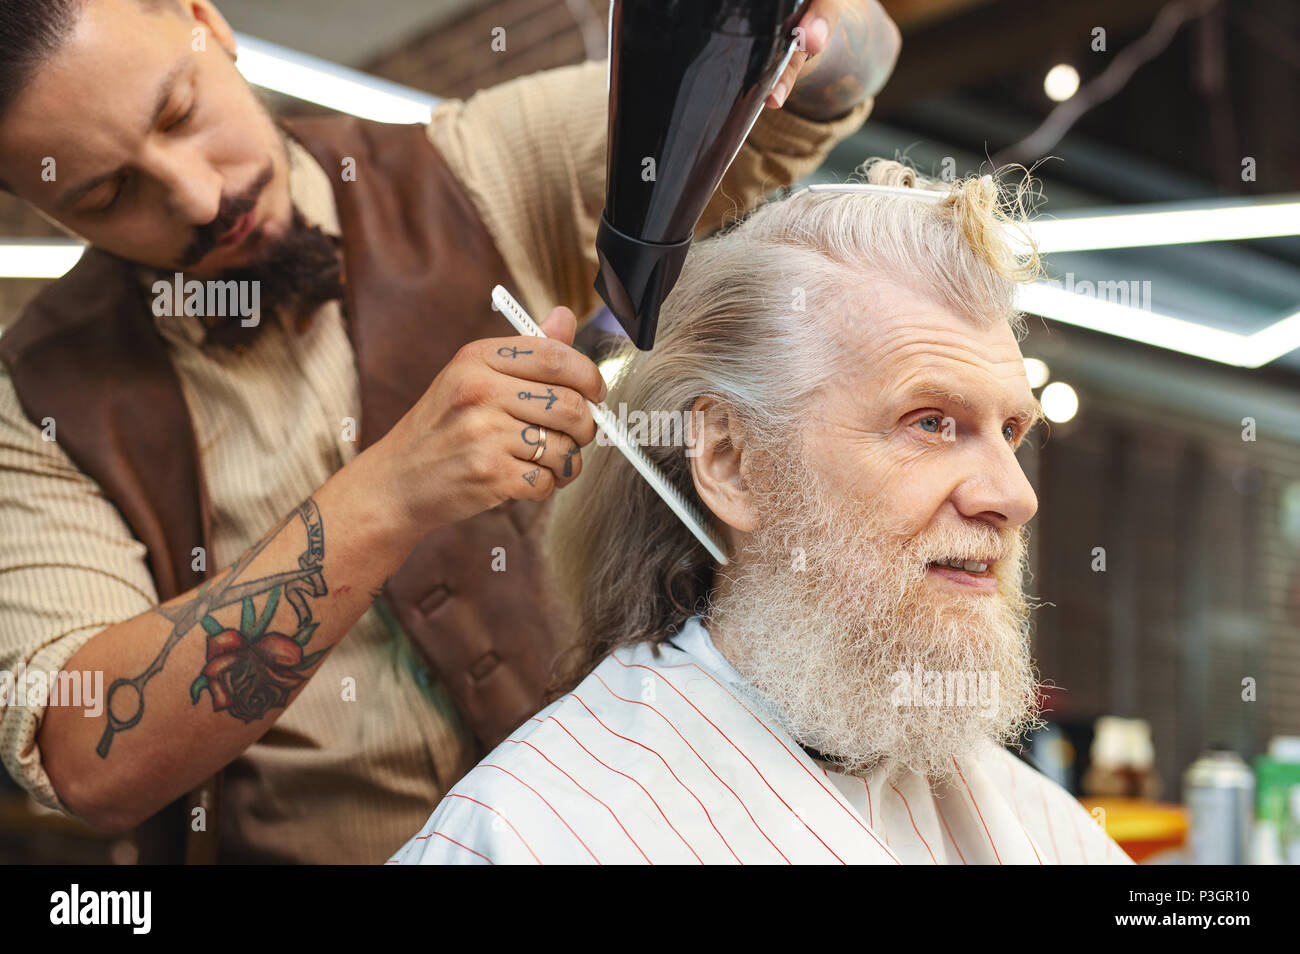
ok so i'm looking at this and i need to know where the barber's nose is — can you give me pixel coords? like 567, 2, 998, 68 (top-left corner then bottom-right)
952, 442, 1039, 529
146, 145, 222, 226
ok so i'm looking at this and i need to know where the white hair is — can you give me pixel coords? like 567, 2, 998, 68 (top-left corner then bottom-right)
543, 159, 1043, 696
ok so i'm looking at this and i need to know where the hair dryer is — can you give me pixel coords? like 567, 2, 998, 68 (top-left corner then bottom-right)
594, 0, 808, 350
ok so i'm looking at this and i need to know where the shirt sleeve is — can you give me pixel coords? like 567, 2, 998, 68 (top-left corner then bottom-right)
425, 58, 874, 324
0, 367, 159, 813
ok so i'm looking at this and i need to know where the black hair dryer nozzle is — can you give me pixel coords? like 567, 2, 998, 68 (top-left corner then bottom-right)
594, 0, 807, 350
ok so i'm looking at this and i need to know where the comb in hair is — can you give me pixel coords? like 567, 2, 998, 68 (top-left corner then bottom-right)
798, 182, 949, 202
490, 285, 730, 565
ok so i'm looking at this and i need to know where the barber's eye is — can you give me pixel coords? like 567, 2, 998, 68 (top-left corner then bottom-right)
166, 103, 196, 131
90, 183, 124, 215
1003, 423, 1017, 442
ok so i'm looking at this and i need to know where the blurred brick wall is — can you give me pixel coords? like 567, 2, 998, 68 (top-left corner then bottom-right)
1032, 370, 1300, 796
367, 0, 607, 99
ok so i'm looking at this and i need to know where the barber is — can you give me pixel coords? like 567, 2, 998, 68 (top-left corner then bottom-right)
0, 0, 900, 862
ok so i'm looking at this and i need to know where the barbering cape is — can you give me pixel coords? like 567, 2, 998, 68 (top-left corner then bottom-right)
390, 616, 1132, 865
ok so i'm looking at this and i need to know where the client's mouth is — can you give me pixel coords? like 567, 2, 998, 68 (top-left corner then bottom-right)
925, 557, 997, 590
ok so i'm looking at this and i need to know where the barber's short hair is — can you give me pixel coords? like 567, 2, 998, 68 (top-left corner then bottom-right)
0, 0, 175, 124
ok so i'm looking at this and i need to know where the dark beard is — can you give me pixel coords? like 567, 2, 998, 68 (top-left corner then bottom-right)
200, 205, 344, 350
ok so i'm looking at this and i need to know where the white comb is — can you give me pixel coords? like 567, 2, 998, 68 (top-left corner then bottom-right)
490, 284, 729, 565
798, 182, 949, 202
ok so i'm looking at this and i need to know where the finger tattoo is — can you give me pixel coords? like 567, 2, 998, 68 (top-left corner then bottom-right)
518, 388, 558, 410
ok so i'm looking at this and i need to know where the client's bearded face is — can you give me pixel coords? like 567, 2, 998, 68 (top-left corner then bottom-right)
707, 445, 1042, 781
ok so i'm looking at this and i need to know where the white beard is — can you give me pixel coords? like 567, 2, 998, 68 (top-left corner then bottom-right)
705, 452, 1043, 782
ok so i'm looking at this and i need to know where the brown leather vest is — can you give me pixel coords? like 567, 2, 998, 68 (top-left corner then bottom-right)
0, 117, 567, 859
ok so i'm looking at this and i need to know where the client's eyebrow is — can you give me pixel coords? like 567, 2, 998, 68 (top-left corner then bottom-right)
903, 378, 1045, 431
1020, 399, 1048, 430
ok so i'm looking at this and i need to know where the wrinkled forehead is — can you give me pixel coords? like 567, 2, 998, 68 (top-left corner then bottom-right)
821, 277, 1030, 413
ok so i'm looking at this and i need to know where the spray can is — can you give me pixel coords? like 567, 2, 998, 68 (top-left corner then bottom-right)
1183, 748, 1254, 865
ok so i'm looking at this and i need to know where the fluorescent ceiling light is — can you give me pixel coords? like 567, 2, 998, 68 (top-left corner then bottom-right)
12, 242, 1291, 367
0, 241, 86, 279
1017, 282, 1300, 368
233, 33, 440, 125
1010, 195, 1300, 365
1021, 199, 1300, 254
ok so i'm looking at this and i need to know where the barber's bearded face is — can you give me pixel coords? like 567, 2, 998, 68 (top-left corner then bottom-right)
708, 448, 1041, 780
704, 282, 1045, 780
182, 155, 344, 329
0, 0, 338, 311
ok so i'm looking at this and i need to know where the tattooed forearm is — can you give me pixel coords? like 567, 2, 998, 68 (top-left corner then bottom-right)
784, 0, 901, 122
96, 498, 329, 758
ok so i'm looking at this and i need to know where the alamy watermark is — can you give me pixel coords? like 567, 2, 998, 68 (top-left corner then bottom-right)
50, 884, 150, 934
1042, 272, 1153, 310
890, 666, 999, 708
597, 403, 706, 457
151, 272, 261, 327
0, 663, 103, 717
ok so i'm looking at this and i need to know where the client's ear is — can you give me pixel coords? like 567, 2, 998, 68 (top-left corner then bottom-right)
687, 395, 760, 537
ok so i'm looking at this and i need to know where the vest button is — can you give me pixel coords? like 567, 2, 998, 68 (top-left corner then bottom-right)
419, 584, 451, 616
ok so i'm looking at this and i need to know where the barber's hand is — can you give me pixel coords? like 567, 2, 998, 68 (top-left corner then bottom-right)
766, 0, 845, 108
767, 0, 901, 112
374, 305, 606, 532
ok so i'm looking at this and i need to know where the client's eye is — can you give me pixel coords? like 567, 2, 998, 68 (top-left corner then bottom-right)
917, 415, 943, 433
1003, 423, 1017, 443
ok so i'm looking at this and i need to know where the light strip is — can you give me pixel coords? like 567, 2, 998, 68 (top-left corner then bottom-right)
799, 189, 1300, 255
3, 86, 1300, 368
1022, 199, 1300, 254
0, 242, 86, 279
1017, 283, 1300, 368
4, 245, 1300, 366
233, 33, 440, 125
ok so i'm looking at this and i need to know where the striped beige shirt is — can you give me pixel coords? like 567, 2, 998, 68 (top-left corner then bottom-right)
0, 59, 873, 863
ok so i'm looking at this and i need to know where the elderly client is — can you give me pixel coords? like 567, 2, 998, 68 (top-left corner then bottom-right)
391, 162, 1132, 865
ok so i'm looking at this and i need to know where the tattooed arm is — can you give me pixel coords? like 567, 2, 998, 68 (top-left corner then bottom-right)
38, 306, 604, 832
783, 0, 902, 122
38, 459, 426, 832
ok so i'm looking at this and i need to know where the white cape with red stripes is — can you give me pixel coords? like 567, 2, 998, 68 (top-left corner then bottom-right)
390, 616, 1132, 865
